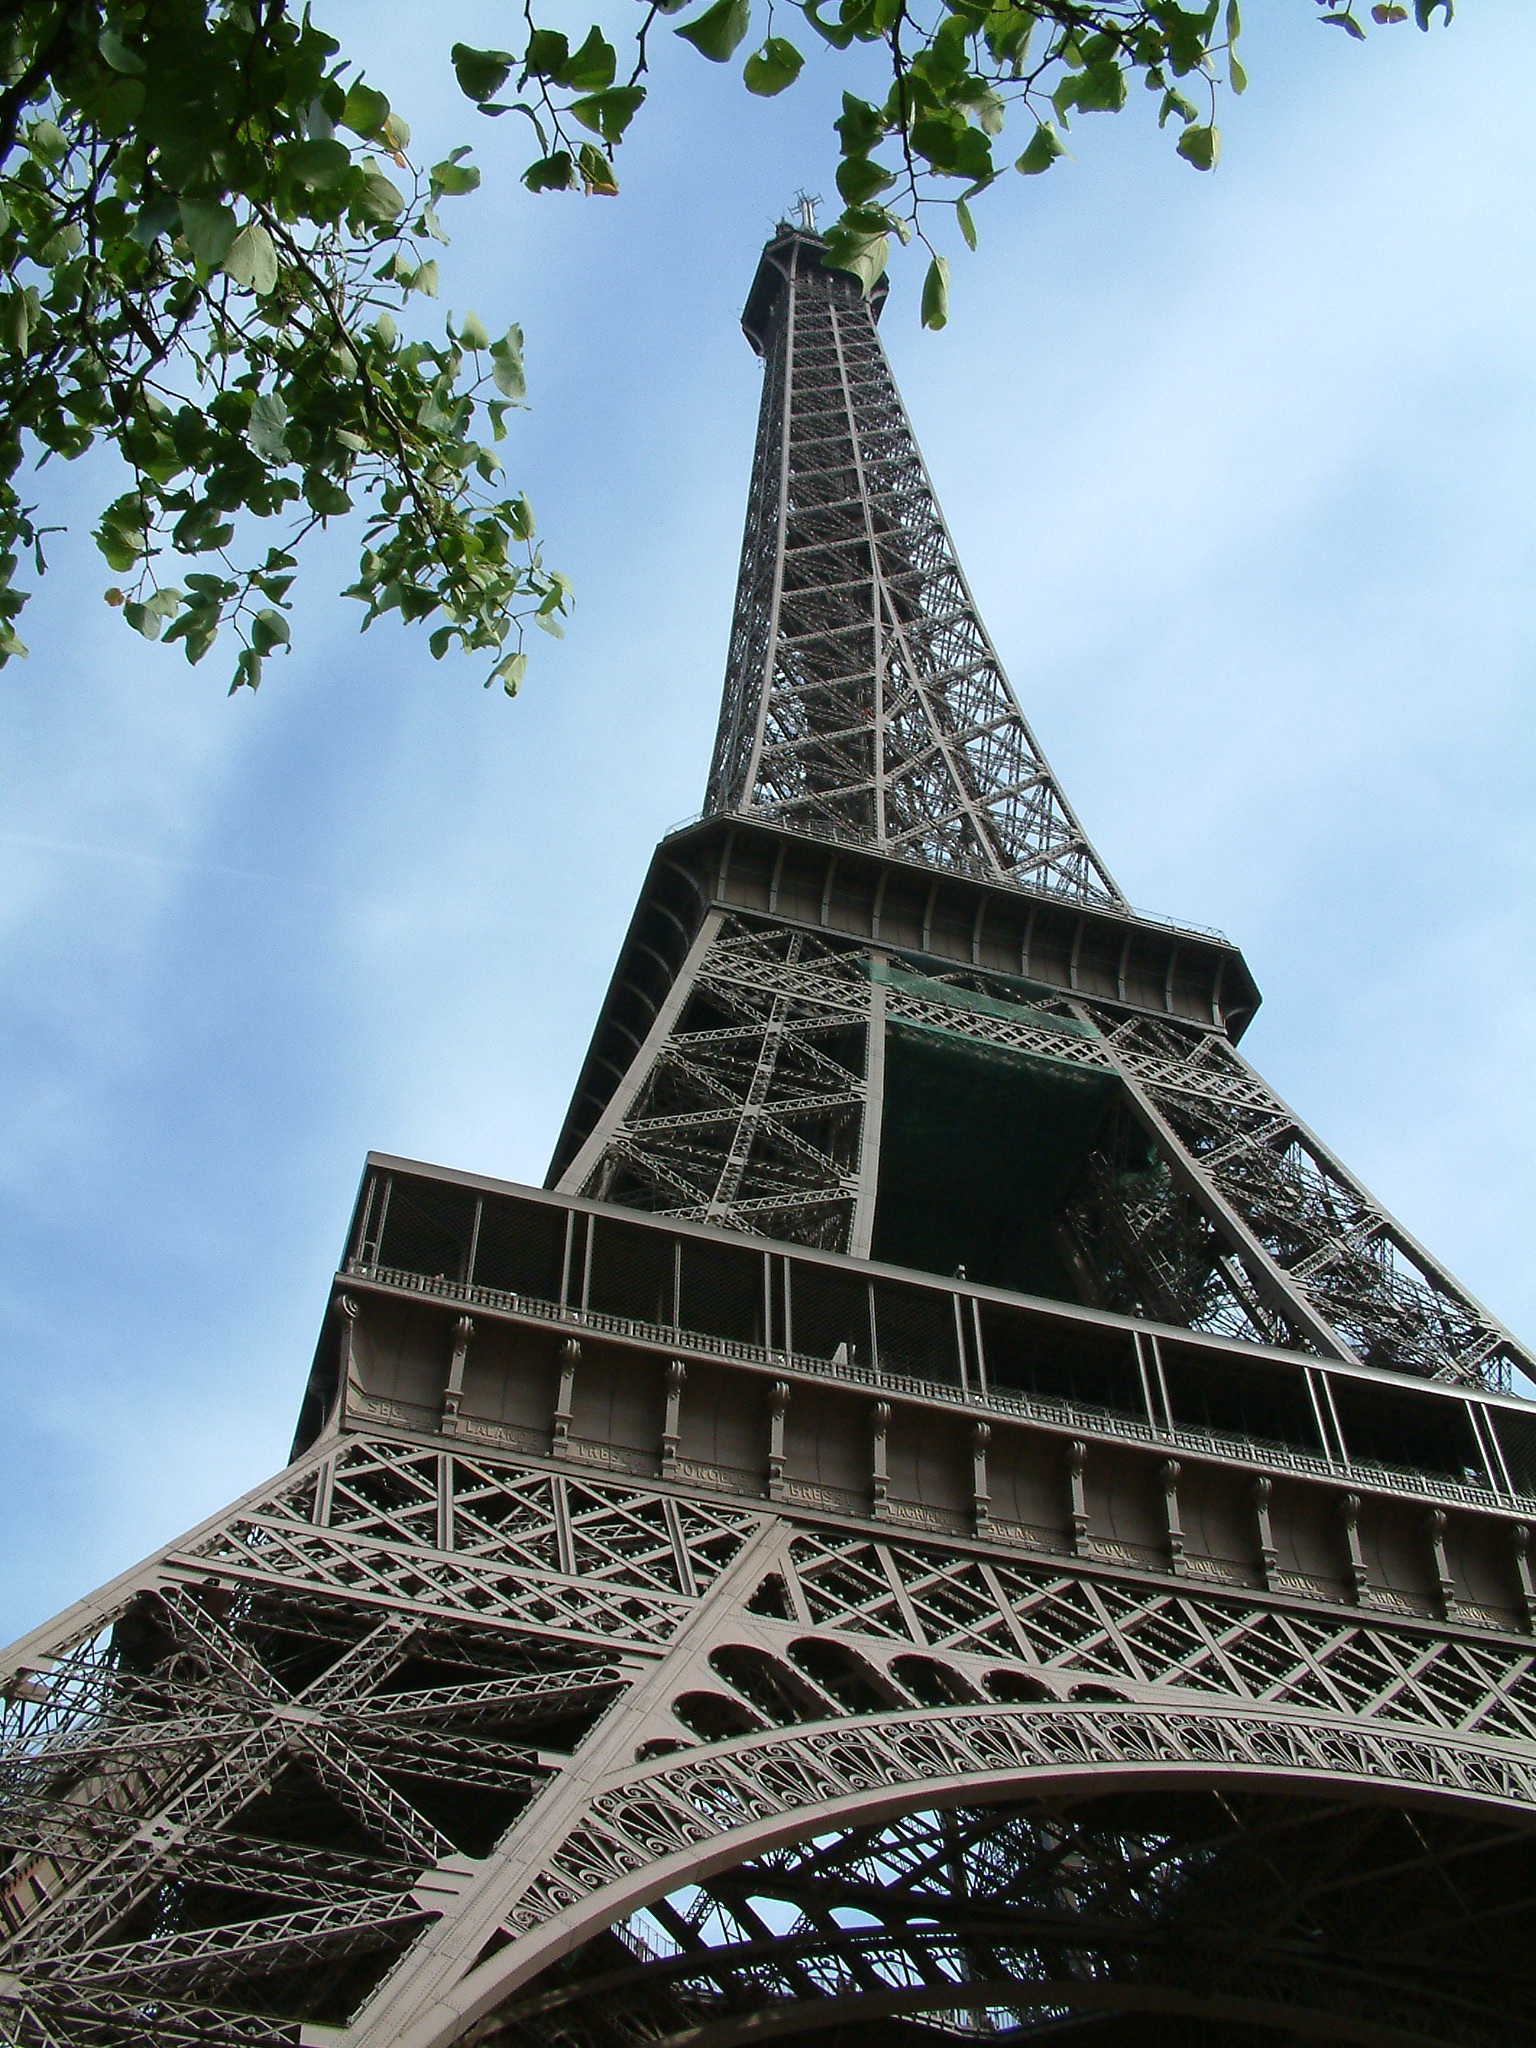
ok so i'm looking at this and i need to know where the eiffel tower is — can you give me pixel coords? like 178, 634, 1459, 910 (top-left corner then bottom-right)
5, 221, 1536, 2048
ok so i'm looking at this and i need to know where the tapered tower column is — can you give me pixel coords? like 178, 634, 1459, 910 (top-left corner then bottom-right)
551, 226, 1530, 1396
3, 223, 1535, 2048
709, 227, 1121, 900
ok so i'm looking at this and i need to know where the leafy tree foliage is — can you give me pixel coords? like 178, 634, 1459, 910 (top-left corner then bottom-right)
0, 0, 1448, 691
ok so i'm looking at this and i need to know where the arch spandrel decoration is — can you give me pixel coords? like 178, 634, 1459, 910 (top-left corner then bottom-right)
464, 1788, 1536, 2048
403, 1703, 1536, 2048
7, 1438, 1536, 2046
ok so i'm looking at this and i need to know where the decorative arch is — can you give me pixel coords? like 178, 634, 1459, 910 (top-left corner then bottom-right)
377, 1698, 1536, 2048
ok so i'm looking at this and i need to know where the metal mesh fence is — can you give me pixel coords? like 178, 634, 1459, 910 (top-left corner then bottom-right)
587, 1216, 675, 1327
678, 1239, 765, 1348
979, 1303, 1142, 1418
791, 1263, 872, 1367
1160, 1349, 1322, 1458
473, 1196, 566, 1303
376, 1178, 476, 1283
872, 1278, 960, 1386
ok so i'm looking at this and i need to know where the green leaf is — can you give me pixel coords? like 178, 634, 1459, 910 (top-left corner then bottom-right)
250, 392, 291, 462
743, 36, 804, 94
40, 221, 82, 266
459, 309, 491, 349
983, 1, 1033, 65
284, 137, 352, 189
357, 170, 407, 221
836, 155, 895, 206
1162, 9, 1212, 72
173, 504, 235, 554
1, 287, 34, 352
179, 199, 238, 269
1015, 122, 1064, 175
835, 93, 885, 155
492, 649, 528, 695
523, 30, 570, 77
223, 222, 279, 295
98, 27, 146, 74
412, 258, 440, 297
28, 120, 68, 162
577, 144, 618, 196
956, 197, 977, 250
1320, 8, 1366, 36
803, 0, 854, 46
821, 222, 889, 296
523, 152, 577, 193
561, 27, 618, 89
1229, 52, 1247, 91
568, 86, 646, 143
490, 325, 526, 400
954, 82, 1006, 136
507, 492, 535, 540
1175, 123, 1220, 170
676, 0, 752, 63
1056, 60, 1127, 117
251, 607, 290, 653
430, 149, 481, 197
450, 44, 514, 101
913, 13, 969, 89
341, 81, 391, 140
124, 588, 180, 639
920, 253, 949, 331
1158, 86, 1199, 129
306, 474, 352, 518
910, 115, 992, 182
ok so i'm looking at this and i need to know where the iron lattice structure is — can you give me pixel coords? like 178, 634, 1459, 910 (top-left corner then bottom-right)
706, 232, 1119, 904
4, 223, 1536, 2048
552, 226, 1531, 1398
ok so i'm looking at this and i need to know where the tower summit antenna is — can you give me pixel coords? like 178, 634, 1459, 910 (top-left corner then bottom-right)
795, 191, 818, 231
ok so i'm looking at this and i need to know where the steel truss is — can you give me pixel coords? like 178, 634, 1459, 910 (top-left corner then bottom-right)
480, 1795, 1536, 2048
561, 232, 1528, 1392
6, 1435, 1536, 2045
5, 221, 1533, 2048
569, 909, 1529, 1391
706, 229, 1121, 906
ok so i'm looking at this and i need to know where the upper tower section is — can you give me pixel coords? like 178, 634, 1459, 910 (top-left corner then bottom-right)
705, 226, 1124, 910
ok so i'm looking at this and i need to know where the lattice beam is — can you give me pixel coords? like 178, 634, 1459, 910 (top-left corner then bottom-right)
706, 227, 1122, 907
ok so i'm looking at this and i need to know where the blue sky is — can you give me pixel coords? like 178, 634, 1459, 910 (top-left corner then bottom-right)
1, 6, 1532, 1644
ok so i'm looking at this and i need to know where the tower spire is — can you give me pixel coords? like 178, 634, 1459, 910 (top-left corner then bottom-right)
711, 224, 1123, 908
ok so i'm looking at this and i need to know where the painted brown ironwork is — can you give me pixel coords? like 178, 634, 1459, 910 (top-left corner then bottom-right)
2, 221, 1534, 2047
554, 221, 1532, 1396
6, 1432, 1536, 2045
706, 229, 1120, 905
